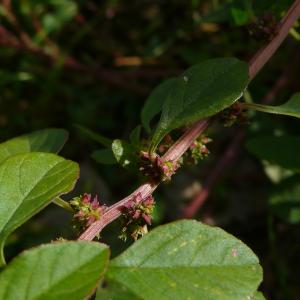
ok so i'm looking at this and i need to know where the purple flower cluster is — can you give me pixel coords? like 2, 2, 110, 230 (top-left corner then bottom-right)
248, 12, 279, 41
219, 103, 247, 127
70, 193, 105, 231
139, 151, 179, 182
122, 193, 155, 224
120, 193, 155, 240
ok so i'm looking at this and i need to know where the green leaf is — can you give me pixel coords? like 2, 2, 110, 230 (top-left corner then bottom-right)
129, 125, 142, 145
75, 124, 112, 147
0, 128, 68, 164
246, 136, 300, 171
0, 241, 109, 300
269, 175, 300, 223
108, 220, 262, 300
252, 291, 266, 300
243, 93, 300, 119
141, 78, 177, 133
0, 153, 79, 266
92, 149, 117, 165
149, 58, 249, 152
96, 280, 141, 300
112, 139, 137, 170
231, 7, 250, 25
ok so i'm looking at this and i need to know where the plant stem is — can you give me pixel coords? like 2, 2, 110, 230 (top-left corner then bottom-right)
248, 0, 300, 80
240, 102, 279, 114
78, 0, 300, 241
183, 54, 297, 218
78, 120, 210, 241
183, 130, 245, 218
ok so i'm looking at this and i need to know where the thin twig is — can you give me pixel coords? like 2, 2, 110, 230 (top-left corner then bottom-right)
183, 131, 245, 218
78, 0, 300, 240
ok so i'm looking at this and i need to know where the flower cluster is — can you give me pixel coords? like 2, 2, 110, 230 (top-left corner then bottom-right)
70, 193, 105, 232
139, 151, 179, 182
189, 135, 212, 164
219, 102, 248, 127
248, 12, 279, 41
119, 193, 155, 241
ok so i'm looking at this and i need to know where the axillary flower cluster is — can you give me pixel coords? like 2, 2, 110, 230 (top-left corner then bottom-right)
70, 193, 106, 232
188, 134, 212, 164
119, 193, 155, 241
219, 102, 248, 127
70, 135, 212, 239
139, 151, 179, 182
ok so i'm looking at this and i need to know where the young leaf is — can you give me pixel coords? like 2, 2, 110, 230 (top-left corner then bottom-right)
246, 136, 300, 171
141, 78, 177, 133
0, 128, 68, 164
0, 153, 79, 266
107, 220, 262, 300
149, 58, 249, 152
0, 241, 109, 300
243, 93, 300, 119
112, 139, 137, 170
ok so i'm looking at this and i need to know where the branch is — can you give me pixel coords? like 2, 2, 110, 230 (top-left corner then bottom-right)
78, 0, 300, 241
183, 49, 300, 219
183, 131, 244, 218
248, 0, 300, 80
78, 120, 210, 240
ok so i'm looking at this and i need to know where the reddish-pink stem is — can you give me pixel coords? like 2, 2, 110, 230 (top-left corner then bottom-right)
183, 40, 300, 219
248, 0, 300, 80
183, 131, 244, 218
79, 0, 300, 240
78, 120, 210, 240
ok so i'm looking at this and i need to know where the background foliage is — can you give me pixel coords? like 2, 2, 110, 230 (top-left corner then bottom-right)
0, 1, 300, 299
